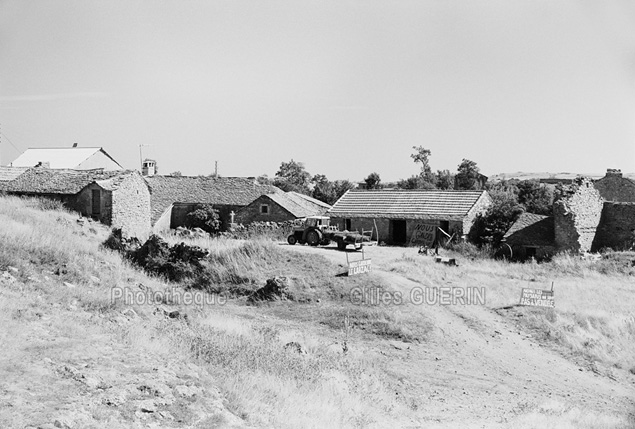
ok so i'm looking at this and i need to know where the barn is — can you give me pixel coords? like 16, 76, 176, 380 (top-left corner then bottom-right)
145, 175, 280, 232
235, 191, 331, 224
0, 168, 151, 238
328, 189, 491, 246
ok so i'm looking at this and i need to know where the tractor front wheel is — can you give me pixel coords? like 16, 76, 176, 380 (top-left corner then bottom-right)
287, 235, 297, 245
306, 230, 320, 246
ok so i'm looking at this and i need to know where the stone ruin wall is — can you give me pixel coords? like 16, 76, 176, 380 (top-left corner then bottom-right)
553, 179, 604, 253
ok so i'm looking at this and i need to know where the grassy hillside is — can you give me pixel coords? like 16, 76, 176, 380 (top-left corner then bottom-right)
1, 195, 633, 428
0, 196, 416, 428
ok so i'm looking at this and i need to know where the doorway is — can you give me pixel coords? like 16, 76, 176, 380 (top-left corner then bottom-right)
91, 189, 101, 218
391, 220, 407, 244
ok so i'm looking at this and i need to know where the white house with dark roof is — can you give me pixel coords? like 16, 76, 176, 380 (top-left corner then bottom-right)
328, 189, 491, 245
10, 146, 123, 171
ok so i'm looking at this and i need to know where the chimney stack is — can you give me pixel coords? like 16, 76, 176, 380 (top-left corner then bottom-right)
606, 168, 622, 178
142, 159, 157, 176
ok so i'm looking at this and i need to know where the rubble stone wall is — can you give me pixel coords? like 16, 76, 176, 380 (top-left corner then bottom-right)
553, 179, 604, 253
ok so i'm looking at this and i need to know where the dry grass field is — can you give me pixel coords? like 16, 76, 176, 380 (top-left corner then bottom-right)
0, 195, 634, 428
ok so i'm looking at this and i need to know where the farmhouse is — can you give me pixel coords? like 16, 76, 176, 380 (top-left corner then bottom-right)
328, 189, 491, 246
502, 213, 555, 260
235, 191, 331, 224
0, 168, 150, 238
145, 175, 280, 232
10, 145, 123, 171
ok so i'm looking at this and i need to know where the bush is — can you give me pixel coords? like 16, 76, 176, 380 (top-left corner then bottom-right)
184, 204, 221, 234
103, 231, 208, 282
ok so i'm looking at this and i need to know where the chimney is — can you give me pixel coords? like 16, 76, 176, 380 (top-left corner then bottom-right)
142, 159, 157, 176
72, 143, 78, 148
606, 168, 622, 178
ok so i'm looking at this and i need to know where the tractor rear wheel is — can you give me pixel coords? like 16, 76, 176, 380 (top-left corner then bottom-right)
287, 235, 297, 245
306, 230, 320, 246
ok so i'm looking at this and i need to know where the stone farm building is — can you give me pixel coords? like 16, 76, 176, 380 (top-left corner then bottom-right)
10, 146, 123, 171
328, 189, 491, 246
0, 168, 150, 238
145, 175, 280, 232
502, 173, 635, 257
502, 213, 555, 260
235, 191, 331, 224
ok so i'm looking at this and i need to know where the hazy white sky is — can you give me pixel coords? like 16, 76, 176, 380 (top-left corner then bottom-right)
1, 1, 634, 181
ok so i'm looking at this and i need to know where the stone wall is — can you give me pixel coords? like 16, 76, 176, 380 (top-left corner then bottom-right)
74, 184, 113, 224
235, 195, 296, 224
111, 173, 151, 239
553, 178, 604, 253
330, 217, 389, 243
329, 217, 466, 245
592, 202, 635, 251
170, 203, 242, 231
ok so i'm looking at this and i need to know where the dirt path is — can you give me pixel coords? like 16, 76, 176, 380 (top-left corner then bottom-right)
285, 243, 635, 426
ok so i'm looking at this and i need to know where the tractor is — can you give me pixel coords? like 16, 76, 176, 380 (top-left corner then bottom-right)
287, 216, 372, 251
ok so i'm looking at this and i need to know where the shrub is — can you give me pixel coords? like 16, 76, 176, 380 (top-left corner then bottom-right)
103, 232, 208, 282
184, 204, 221, 234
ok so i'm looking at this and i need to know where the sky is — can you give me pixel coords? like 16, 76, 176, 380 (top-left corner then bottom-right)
1, 1, 635, 182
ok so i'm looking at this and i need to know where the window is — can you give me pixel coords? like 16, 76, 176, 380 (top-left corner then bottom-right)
260, 204, 269, 215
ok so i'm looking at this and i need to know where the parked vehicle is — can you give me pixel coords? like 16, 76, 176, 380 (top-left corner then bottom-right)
287, 216, 373, 251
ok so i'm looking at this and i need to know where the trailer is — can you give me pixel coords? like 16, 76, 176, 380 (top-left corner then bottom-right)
286, 216, 374, 251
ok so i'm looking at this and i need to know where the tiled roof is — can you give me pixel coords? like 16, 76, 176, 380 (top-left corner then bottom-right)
503, 213, 555, 247
328, 189, 488, 220
265, 192, 331, 218
1, 168, 135, 195
10, 147, 122, 169
0, 166, 28, 182
287, 191, 332, 210
145, 176, 280, 224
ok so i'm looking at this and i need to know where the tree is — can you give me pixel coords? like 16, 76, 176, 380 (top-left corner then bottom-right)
517, 180, 552, 215
410, 146, 436, 187
469, 183, 523, 246
312, 174, 355, 205
455, 159, 482, 190
274, 159, 311, 194
397, 175, 436, 190
436, 170, 454, 190
364, 172, 381, 189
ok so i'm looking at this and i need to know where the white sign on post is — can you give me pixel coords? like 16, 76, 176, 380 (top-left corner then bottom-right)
348, 259, 372, 276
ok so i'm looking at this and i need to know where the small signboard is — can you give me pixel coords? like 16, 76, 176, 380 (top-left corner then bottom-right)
348, 259, 372, 276
519, 288, 554, 308
410, 223, 437, 247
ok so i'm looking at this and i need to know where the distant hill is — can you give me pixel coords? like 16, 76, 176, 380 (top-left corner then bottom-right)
488, 171, 635, 182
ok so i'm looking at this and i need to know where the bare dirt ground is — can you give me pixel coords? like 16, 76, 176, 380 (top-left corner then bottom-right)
284, 243, 635, 428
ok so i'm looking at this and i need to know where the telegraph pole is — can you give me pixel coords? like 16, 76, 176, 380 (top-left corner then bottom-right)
139, 144, 151, 170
